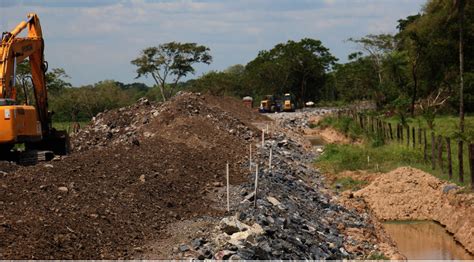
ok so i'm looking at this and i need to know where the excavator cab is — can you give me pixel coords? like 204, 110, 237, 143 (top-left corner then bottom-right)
0, 13, 69, 163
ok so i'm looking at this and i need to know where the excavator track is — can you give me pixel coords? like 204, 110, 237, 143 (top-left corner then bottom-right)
18, 150, 54, 166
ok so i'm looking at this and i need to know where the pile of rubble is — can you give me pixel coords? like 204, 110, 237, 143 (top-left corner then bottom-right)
72, 93, 260, 151
1, 93, 386, 259
174, 131, 387, 259
268, 108, 339, 131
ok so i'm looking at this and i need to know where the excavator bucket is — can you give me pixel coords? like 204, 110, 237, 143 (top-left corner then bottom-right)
26, 129, 70, 156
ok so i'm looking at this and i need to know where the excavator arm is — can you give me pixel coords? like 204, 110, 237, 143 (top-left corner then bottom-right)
0, 13, 50, 135
0, 13, 69, 160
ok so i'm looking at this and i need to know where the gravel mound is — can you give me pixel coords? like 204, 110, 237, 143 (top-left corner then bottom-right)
0, 93, 261, 259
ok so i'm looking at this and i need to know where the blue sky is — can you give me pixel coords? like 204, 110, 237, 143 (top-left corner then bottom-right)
0, 0, 425, 86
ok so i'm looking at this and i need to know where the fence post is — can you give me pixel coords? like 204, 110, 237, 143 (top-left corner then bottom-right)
412, 127, 416, 149
437, 135, 443, 171
370, 117, 374, 133
431, 131, 436, 170
389, 123, 393, 140
469, 143, 474, 190
226, 162, 230, 212
382, 122, 386, 138
418, 128, 422, 148
423, 129, 427, 161
400, 124, 405, 144
458, 140, 464, 183
407, 125, 410, 147
446, 137, 453, 180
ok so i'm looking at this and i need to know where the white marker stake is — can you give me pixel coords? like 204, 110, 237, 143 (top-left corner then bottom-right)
269, 146, 273, 172
249, 144, 253, 171
266, 123, 269, 134
261, 129, 265, 148
254, 164, 259, 208
226, 162, 230, 212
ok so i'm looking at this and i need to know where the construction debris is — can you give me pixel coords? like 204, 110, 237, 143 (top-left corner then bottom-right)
0, 93, 386, 259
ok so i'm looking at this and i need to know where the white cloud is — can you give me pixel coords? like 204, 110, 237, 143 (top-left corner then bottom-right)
0, 0, 425, 86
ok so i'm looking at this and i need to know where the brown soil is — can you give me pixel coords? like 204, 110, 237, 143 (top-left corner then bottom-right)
0, 161, 18, 174
318, 172, 404, 260
334, 190, 405, 260
355, 167, 474, 254
0, 93, 262, 259
304, 127, 355, 144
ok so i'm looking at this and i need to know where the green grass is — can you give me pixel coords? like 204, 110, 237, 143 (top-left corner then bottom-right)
53, 121, 89, 134
316, 115, 473, 188
318, 116, 364, 140
385, 114, 474, 139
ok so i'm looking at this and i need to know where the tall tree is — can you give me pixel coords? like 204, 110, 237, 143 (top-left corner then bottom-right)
456, 0, 466, 134
245, 38, 337, 105
131, 42, 212, 101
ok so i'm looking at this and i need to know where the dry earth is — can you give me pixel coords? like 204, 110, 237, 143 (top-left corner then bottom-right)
356, 167, 474, 254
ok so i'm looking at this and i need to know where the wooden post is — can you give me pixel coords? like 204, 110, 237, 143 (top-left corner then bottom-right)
381, 122, 385, 138
400, 124, 404, 141
249, 144, 252, 171
437, 135, 443, 170
446, 137, 453, 180
261, 129, 265, 148
418, 128, 422, 148
359, 115, 364, 129
412, 127, 416, 149
389, 123, 393, 140
371, 117, 374, 133
469, 143, 474, 190
269, 146, 273, 172
254, 164, 259, 208
406, 126, 410, 147
423, 129, 427, 161
431, 131, 436, 170
397, 124, 400, 142
226, 162, 230, 212
458, 140, 464, 183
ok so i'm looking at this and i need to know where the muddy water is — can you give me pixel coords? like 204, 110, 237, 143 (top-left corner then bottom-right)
383, 221, 474, 260
306, 135, 326, 146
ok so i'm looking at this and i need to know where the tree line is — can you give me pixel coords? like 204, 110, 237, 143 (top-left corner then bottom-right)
15, 0, 472, 125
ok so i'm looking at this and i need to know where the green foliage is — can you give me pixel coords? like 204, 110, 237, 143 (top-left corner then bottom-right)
389, 95, 411, 127
187, 65, 245, 97
318, 116, 363, 140
131, 42, 212, 101
323, 0, 474, 113
245, 38, 337, 105
50, 80, 143, 122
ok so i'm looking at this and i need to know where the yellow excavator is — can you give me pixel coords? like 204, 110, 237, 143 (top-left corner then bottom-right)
0, 13, 69, 163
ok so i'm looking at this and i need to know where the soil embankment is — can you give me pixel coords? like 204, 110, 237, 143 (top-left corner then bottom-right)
275, 110, 473, 258
356, 167, 474, 254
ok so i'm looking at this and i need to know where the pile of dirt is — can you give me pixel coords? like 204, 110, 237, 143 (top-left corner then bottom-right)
0, 161, 18, 174
0, 93, 264, 259
72, 93, 268, 152
355, 167, 474, 253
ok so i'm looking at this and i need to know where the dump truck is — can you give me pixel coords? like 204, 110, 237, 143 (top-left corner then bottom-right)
282, 93, 296, 112
0, 13, 69, 163
259, 95, 281, 113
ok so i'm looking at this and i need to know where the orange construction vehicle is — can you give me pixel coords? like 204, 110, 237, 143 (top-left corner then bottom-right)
0, 13, 69, 162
